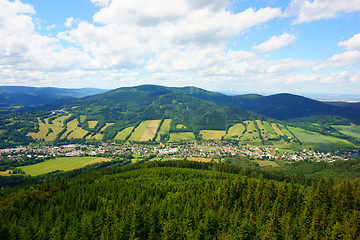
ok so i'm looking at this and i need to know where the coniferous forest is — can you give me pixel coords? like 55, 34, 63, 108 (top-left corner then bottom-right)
1, 161, 360, 239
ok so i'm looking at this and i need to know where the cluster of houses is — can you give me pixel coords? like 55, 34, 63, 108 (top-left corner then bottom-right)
1, 141, 358, 163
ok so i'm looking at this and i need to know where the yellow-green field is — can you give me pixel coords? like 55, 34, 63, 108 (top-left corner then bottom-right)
61, 119, 88, 139
289, 127, 356, 150
241, 121, 260, 141
225, 123, 245, 139
0, 170, 12, 176
129, 120, 161, 141
27, 114, 71, 141
156, 119, 171, 141
279, 124, 293, 138
332, 124, 360, 138
176, 124, 186, 129
169, 132, 195, 142
100, 123, 115, 132
80, 115, 86, 123
88, 121, 98, 129
200, 130, 226, 140
271, 123, 284, 136
140, 120, 161, 141
114, 127, 134, 140
20, 157, 111, 176
86, 133, 103, 140
187, 157, 213, 162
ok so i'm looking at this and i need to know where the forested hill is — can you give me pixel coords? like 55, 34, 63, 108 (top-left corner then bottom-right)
66, 84, 360, 124
65, 85, 263, 131
0, 160, 359, 239
0, 86, 108, 113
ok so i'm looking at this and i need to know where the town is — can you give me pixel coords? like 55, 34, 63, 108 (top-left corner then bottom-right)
1, 141, 358, 166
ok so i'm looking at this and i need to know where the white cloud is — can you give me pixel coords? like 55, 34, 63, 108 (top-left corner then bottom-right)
315, 50, 360, 69
338, 33, 360, 50
286, 0, 360, 24
253, 33, 296, 52
0, 0, 90, 73
91, 0, 111, 7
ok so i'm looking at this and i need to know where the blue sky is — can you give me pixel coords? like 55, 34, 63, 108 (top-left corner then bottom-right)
0, 0, 360, 95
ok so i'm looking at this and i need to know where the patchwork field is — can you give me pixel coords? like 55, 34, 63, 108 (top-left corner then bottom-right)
169, 132, 195, 142
332, 124, 360, 138
271, 123, 284, 136
114, 127, 134, 140
200, 130, 226, 140
27, 115, 71, 141
156, 119, 171, 141
20, 157, 111, 176
62, 119, 88, 139
225, 123, 245, 139
241, 121, 260, 141
289, 127, 356, 150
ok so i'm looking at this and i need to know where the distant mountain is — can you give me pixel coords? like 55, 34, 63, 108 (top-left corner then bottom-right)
0, 86, 108, 113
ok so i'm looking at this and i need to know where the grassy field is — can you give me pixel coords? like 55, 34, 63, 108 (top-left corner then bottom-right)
140, 120, 161, 141
63, 119, 88, 139
156, 119, 171, 141
225, 123, 245, 139
20, 157, 111, 176
271, 123, 284, 136
88, 121, 98, 129
241, 121, 260, 141
0, 170, 12, 176
100, 123, 115, 132
289, 127, 356, 151
28, 115, 71, 141
129, 121, 151, 141
200, 130, 226, 140
279, 124, 293, 138
114, 127, 134, 140
332, 124, 360, 138
176, 124, 186, 129
169, 132, 195, 142
80, 115, 86, 123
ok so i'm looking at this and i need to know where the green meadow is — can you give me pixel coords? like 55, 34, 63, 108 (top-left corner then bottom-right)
332, 124, 360, 138
20, 157, 111, 176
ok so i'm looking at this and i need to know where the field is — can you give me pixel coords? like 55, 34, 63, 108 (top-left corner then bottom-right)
27, 115, 71, 141
88, 121, 98, 129
200, 130, 226, 140
156, 119, 171, 141
62, 119, 88, 139
271, 123, 284, 136
100, 123, 114, 132
225, 123, 245, 139
332, 124, 360, 138
20, 157, 111, 176
0, 170, 12, 176
169, 132, 195, 142
114, 127, 134, 140
241, 121, 260, 141
129, 120, 161, 141
289, 127, 356, 151
278, 124, 293, 138
176, 124, 186, 129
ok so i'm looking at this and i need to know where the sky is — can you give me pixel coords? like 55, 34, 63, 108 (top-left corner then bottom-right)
0, 0, 360, 95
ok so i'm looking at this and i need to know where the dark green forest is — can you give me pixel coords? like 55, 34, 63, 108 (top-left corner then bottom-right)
1, 161, 360, 239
